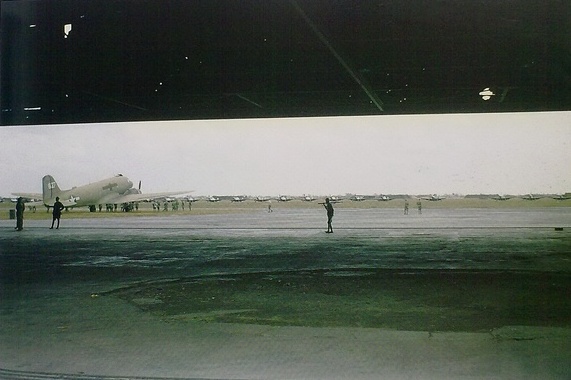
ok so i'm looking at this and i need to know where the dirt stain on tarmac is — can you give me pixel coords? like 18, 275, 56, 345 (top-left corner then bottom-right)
111, 269, 571, 332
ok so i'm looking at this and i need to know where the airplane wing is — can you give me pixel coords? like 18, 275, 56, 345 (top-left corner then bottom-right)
24, 200, 46, 209
9, 194, 45, 208
103, 191, 194, 204
12, 192, 43, 201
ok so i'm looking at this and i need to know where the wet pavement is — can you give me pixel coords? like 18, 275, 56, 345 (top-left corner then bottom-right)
1, 207, 570, 379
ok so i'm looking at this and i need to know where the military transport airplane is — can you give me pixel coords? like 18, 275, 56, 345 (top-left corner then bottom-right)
13, 174, 192, 212
491, 194, 511, 201
422, 194, 445, 201
377, 195, 392, 201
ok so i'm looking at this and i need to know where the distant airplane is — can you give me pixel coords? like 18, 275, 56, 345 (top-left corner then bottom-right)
13, 174, 192, 212
3, 195, 42, 203
207, 196, 221, 202
231, 196, 247, 202
553, 194, 571, 200
1, 195, 43, 211
491, 194, 511, 201
254, 196, 270, 202
377, 195, 391, 201
422, 194, 445, 201
301, 194, 316, 202
350, 195, 366, 201
521, 194, 540, 200
277, 195, 293, 202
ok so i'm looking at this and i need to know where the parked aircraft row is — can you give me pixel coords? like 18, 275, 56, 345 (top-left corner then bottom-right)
490, 193, 571, 201
349, 194, 442, 201
172, 193, 569, 203
7, 175, 570, 212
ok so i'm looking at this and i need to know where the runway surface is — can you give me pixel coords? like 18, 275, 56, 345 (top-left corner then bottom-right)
1, 207, 570, 379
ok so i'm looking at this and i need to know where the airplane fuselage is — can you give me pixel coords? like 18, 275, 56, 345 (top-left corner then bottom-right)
43, 174, 135, 208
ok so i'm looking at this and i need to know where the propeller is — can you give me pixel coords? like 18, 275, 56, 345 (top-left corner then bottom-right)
125, 180, 142, 195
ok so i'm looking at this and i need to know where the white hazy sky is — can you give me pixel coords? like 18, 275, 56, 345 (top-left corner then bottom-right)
1, 112, 570, 197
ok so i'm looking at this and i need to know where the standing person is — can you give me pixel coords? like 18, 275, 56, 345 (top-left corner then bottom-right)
323, 198, 334, 233
404, 199, 409, 215
50, 197, 65, 229
417, 199, 422, 214
15, 197, 25, 231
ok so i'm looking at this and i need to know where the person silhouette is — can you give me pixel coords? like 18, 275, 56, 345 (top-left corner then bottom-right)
15, 197, 25, 231
50, 197, 65, 229
323, 198, 334, 233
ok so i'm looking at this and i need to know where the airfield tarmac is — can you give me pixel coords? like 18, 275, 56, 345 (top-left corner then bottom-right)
0, 205, 570, 379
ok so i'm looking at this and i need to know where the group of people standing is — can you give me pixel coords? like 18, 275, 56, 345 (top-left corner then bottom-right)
13, 197, 65, 231
403, 199, 422, 215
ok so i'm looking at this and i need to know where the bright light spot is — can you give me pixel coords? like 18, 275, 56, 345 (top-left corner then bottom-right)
24, 107, 42, 111
64, 23, 72, 38
29, 24, 37, 28
479, 87, 495, 100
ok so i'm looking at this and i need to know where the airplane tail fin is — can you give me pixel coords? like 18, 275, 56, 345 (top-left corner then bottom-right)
42, 175, 61, 204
